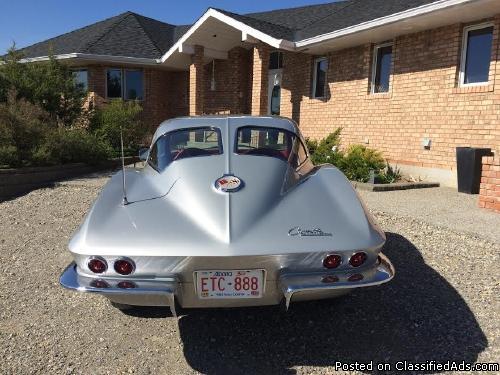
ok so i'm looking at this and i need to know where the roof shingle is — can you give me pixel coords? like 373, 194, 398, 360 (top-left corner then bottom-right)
16, 1, 446, 59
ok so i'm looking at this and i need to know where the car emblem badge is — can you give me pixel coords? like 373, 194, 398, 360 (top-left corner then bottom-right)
288, 227, 332, 237
215, 175, 243, 192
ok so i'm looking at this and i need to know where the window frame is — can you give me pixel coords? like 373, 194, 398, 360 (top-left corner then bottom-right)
269, 51, 284, 70
459, 22, 494, 87
105, 68, 144, 100
71, 68, 88, 92
234, 125, 308, 167
148, 126, 223, 172
124, 69, 144, 100
312, 57, 328, 99
371, 42, 393, 94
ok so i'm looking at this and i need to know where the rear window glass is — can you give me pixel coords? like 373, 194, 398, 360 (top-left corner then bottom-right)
235, 127, 296, 161
149, 127, 222, 171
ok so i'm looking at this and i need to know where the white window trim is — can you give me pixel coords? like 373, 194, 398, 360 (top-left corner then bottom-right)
105, 68, 144, 100
370, 42, 393, 94
459, 22, 494, 87
312, 57, 328, 99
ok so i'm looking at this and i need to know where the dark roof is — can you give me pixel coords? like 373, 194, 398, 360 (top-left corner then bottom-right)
215, 8, 296, 40
245, 1, 351, 32
293, 0, 440, 40
17, 0, 442, 59
18, 12, 187, 59
244, 0, 440, 40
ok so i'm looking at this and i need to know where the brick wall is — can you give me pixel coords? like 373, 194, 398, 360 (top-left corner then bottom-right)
203, 47, 252, 114
250, 44, 271, 115
479, 154, 500, 212
280, 16, 500, 175
86, 65, 187, 135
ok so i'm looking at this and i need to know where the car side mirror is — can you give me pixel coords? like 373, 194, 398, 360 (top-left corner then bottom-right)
138, 148, 149, 161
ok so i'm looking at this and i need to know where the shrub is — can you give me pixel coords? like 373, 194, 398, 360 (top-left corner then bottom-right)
340, 144, 385, 182
0, 90, 53, 167
90, 100, 146, 155
377, 162, 402, 184
0, 47, 86, 127
305, 127, 344, 166
33, 128, 111, 166
306, 129, 393, 183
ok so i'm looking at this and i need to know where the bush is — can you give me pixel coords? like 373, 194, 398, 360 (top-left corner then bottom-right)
0, 90, 53, 167
340, 145, 385, 182
90, 100, 145, 155
305, 128, 344, 166
377, 162, 402, 184
306, 129, 397, 183
0, 47, 86, 127
33, 128, 111, 166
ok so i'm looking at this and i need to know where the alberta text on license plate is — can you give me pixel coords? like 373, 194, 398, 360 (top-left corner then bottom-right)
195, 270, 264, 299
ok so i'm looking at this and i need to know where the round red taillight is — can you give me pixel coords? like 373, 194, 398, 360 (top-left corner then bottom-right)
90, 279, 109, 288
349, 252, 367, 267
117, 281, 137, 289
323, 254, 342, 269
88, 257, 107, 274
114, 259, 135, 275
348, 274, 364, 282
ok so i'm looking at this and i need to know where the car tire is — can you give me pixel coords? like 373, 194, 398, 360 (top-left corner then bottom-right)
110, 301, 134, 310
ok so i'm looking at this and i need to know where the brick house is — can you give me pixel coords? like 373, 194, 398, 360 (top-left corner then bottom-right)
17, 0, 500, 210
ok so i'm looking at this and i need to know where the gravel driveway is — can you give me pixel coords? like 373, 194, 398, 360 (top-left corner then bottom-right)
0, 172, 498, 374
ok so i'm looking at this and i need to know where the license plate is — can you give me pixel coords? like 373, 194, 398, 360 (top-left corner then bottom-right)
195, 269, 264, 299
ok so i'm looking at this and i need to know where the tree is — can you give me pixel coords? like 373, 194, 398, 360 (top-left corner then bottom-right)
0, 45, 87, 127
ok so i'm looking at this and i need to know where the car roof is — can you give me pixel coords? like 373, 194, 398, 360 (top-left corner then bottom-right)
153, 115, 299, 143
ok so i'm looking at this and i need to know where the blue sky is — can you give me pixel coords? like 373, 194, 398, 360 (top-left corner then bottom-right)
0, 0, 334, 54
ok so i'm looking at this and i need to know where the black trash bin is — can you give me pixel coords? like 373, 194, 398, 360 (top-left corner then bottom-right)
456, 147, 491, 194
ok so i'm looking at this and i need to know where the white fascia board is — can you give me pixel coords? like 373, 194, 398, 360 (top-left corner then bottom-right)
178, 44, 195, 54
159, 8, 294, 64
20, 53, 159, 65
296, 0, 478, 47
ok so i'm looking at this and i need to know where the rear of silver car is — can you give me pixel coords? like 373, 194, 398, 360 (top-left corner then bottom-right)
60, 250, 394, 316
59, 116, 395, 314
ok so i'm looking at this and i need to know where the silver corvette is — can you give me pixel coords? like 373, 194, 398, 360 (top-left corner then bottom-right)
60, 116, 394, 315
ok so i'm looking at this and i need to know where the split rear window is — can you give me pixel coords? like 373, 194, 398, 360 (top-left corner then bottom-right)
149, 125, 308, 172
148, 127, 222, 171
235, 126, 295, 161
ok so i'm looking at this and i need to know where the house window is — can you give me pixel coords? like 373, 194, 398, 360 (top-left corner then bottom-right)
460, 24, 494, 86
312, 57, 328, 98
269, 51, 284, 70
106, 68, 144, 100
371, 43, 393, 93
106, 69, 122, 98
270, 85, 281, 115
125, 70, 144, 100
72, 69, 88, 91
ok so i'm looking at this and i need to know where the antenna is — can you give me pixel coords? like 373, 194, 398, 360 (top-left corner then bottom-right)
120, 127, 129, 206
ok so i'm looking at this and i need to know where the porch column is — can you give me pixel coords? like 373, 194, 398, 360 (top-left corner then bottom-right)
189, 45, 205, 116
250, 44, 270, 115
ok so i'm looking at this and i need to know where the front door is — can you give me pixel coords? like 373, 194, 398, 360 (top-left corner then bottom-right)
268, 69, 282, 115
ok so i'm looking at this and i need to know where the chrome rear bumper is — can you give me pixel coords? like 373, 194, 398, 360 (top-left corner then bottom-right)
59, 253, 394, 314
279, 253, 395, 309
59, 263, 178, 316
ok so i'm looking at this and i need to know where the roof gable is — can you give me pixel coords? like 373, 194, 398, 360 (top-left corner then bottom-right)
12, 0, 489, 62
17, 11, 182, 60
